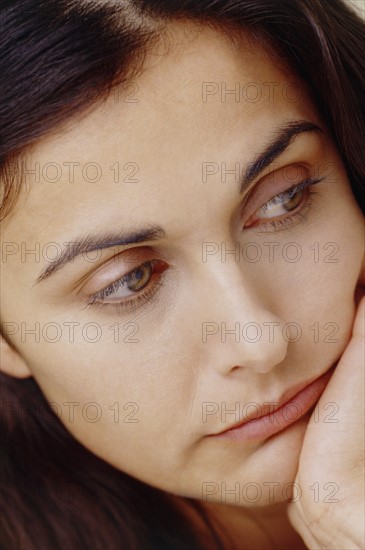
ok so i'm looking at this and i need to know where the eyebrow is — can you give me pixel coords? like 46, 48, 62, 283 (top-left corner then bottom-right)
35, 226, 165, 284
35, 119, 323, 284
240, 120, 323, 193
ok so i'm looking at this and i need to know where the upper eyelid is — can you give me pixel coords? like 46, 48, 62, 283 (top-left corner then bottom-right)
239, 164, 303, 210
89, 259, 165, 303
77, 248, 160, 295
243, 177, 323, 231
242, 172, 323, 217
86, 265, 167, 315
261, 178, 316, 205
92, 262, 148, 299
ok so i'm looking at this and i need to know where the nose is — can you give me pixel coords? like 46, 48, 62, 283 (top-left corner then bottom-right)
190, 259, 288, 375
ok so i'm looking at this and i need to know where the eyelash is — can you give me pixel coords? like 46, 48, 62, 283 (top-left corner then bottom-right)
86, 176, 324, 313
86, 261, 166, 314
247, 177, 324, 232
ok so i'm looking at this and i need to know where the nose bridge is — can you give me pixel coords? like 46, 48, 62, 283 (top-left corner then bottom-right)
198, 254, 266, 322
195, 257, 288, 373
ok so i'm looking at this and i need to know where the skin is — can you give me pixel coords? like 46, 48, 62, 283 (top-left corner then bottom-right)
1, 23, 364, 549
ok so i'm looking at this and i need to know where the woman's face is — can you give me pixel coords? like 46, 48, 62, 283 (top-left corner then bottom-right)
2, 23, 364, 506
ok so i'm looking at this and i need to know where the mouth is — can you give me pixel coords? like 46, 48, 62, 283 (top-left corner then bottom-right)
210, 364, 337, 442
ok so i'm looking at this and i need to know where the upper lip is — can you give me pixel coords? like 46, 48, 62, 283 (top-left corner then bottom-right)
213, 364, 337, 436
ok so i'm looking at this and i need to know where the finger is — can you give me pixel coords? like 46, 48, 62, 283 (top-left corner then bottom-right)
286, 502, 321, 550
351, 295, 365, 340
311, 297, 365, 457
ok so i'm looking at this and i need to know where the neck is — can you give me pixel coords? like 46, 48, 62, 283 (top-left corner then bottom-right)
177, 497, 307, 550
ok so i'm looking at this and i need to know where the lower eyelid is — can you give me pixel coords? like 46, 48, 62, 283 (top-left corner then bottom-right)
91, 274, 166, 315
253, 191, 317, 233
251, 177, 324, 220
88, 261, 168, 310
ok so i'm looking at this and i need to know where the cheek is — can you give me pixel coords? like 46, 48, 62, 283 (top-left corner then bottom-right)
246, 203, 363, 360
22, 334, 195, 482
269, 217, 363, 356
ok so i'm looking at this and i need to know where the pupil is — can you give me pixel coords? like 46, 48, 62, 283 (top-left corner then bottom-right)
284, 190, 303, 211
128, 263, 152, 292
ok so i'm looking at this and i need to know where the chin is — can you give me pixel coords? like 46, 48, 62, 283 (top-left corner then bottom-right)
247, 414, 310, 506
242, 413, 310, 507
192, 414, 310, 508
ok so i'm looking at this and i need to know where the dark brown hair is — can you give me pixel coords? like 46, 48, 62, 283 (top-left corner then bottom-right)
1, 1, 364, 548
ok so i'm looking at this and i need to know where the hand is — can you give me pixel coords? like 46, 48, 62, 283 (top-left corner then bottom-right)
287, 297, 365, 549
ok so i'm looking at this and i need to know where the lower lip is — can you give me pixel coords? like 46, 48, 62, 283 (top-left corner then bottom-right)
215, 369, 334, 442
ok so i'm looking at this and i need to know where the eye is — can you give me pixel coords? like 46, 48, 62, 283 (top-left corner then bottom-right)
244, 177, 324, 230
115, 262, 152, 296
87, 259, 168, 310
257, 185, 305, 218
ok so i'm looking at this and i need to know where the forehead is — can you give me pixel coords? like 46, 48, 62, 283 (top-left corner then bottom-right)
5, 22, 319, 242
